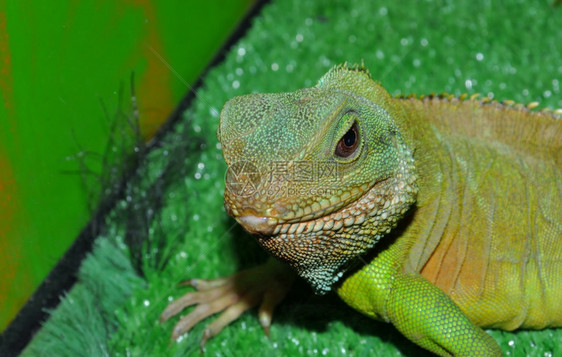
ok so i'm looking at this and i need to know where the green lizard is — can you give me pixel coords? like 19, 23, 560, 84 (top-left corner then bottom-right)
161, 63, 562, 356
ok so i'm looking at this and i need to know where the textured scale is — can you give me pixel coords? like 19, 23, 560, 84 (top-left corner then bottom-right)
400, 97, 562, 330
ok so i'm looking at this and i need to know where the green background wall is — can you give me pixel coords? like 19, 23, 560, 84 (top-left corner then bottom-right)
0, 0, 255, 331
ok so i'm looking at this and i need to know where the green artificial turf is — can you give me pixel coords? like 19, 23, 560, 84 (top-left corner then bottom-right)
23, 0, 561, 356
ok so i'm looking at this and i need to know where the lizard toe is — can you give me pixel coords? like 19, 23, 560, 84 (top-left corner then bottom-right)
162, 258, 297, 345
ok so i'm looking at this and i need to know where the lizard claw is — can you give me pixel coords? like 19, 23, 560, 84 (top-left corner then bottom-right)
161, 258, 296, 348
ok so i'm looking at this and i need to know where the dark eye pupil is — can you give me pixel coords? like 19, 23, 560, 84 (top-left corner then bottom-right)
343, 128, 356, 147
335, 122, 359, 158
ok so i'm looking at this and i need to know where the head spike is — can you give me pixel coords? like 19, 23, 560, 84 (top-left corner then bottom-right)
503, 99, 515, 106
526, 101, 540, 110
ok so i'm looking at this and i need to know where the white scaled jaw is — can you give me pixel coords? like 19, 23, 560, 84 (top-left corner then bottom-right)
236, 215, 278, 235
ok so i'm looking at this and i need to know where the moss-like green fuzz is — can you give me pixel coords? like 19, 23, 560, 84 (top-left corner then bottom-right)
24, 0, 561, 356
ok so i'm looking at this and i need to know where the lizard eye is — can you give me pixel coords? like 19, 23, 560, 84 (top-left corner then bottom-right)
335, 122, 360, 158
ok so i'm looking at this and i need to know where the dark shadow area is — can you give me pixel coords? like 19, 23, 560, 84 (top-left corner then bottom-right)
279, 286, 432, 357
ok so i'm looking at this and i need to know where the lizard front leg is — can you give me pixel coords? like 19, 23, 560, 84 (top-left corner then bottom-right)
385, 272, 501, 356
161, 257, 295, 349
337, 249, 502, 356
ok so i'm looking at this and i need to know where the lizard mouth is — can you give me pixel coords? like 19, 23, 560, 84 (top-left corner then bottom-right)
235, 214, 278, 235
231, 196, 354, 236
228, 180, 385, 237
233, 192, 368, 238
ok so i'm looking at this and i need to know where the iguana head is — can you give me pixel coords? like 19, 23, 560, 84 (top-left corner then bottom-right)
218, 64, 417, 293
